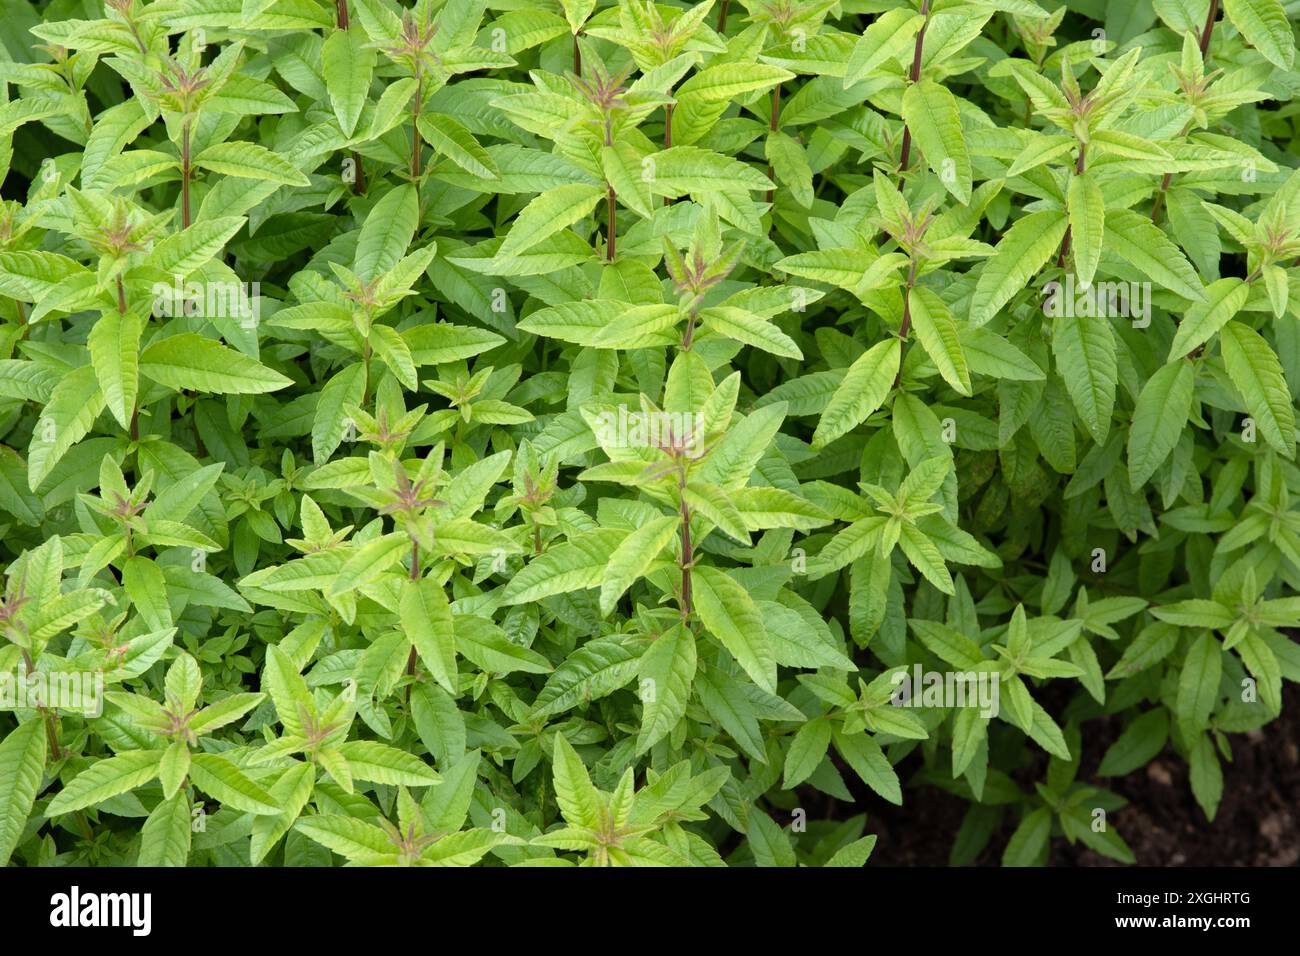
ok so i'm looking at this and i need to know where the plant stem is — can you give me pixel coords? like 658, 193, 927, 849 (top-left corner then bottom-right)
573, 33, 581, 77
410, 73, 423, 181
894, 257, 919, 387
404, 540, 420, 704
1199, 0, 1219, 58
606, 183, 617, 261
1152, 120, 1193, 223
897, 0, 930, 179
115, 276, 127, 314
717, 0, 729, 34
22, 650, 62, 761
766, 83, 781, 207
180, 120, 192, 229
333, 2, 366, 193
678, 469, 692, 620
1056, 143, 1087, 268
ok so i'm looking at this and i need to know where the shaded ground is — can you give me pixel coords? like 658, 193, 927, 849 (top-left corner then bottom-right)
851, 683, 1300, 866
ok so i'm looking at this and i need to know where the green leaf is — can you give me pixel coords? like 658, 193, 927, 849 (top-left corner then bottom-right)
138, 792, 192, 866
336, 741, 440, 786
355, 184, 419, 281
1097, 709, 1168, 777
1176, 633, 1222, 734
908, 286, 970, 395
901, 79, 972, 204
1128, 360, 1194, 488
813, 338, 900, 448
1222, 0, 1295, 69
1066, 171, 1105, 289
194, 141, 309, 186
87, 310, 143, 430
551, 733, 601, 830
321, 27, 375, 137
188, 753, 282, 815
1051, 310, 1117, 445
636, 624, 697, 754
418, 113, 499, 180
1167, 278, 1248, 360
1102, 209, 1205, 303
692, 565, 777, 694
1219, 320, 1295, 458
782, 716, 831, 789
496, 183, 605, 259
401, 577, 457, 694
600, 515, 678, 616
0, 720, 46, 865
971, 211, 1069, 327
46, 750, 161, 817
139, 334, 293, 394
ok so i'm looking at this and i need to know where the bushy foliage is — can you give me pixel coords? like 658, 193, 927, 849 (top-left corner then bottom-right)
0, 0, 1298, 868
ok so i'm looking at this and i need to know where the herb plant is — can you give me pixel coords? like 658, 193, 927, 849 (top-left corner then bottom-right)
0, 0, 1298, 868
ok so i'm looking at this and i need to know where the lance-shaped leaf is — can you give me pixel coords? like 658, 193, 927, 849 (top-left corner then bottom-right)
1127, 360, 1195, 489
691, 565, 776, 693
971, 211, 1068, 327
1219, 320, 1295, 458
1066, 171, 1104, 289
908, 286, 970, 395
902, 79, 972, 204
401, 577, 458, 694
813, 338, 900, 449
139, 333, 292, 395
0, 720, 46, 865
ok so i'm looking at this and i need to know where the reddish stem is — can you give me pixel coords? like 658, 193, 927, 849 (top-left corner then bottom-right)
181, 120, 191, 229
897, 0, 930, 179
1199, 0, 1219, 57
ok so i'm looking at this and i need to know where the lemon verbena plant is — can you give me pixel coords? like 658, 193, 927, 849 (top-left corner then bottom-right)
0, 0, 1298, 868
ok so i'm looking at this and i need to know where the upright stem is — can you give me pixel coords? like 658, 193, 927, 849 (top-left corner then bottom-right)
404, 540, 419, 703
1199, 0, 1219, 57
897, 0, 930, 179
678, 469, 693, 620
1150, 172, 1173, 224
410, 73, 423, 181
894, 257, 919, 387
334, 1, 367, 193
766, 83, 781, 207
1153, 4, 1217, 221
573, 33, 582, 77
1056, 143, 1087, 267
180, 120, 192, 229
606, 184, 617, 261
717, 0, 730, 34
22, 650, 61, 761
115, 276, 127, 315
